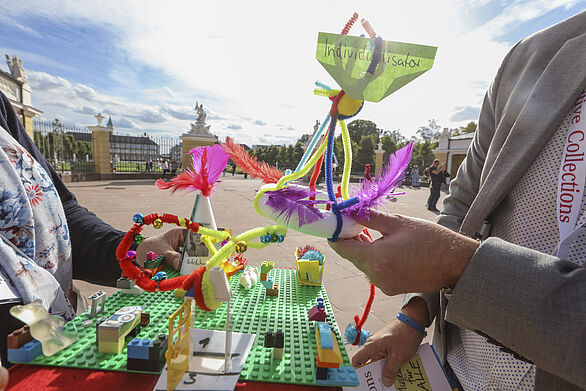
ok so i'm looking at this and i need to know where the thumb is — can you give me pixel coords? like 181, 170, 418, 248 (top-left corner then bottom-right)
354, 211, 397, 236
328, 238, 370, 268
382, 356, 400, 387
351, 343, 382, 368
164, 250, 183, 271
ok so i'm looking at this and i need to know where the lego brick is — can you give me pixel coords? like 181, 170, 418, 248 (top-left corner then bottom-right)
260, 272, 267, 281
116, 278, 132, 290
88, 290, 107, 318
127, 338, 152, 360
149, 334, 168, 362
126, 357, 165, 372
20, 267, 358, 386
275, 331, 284, 348
260, 279, 273, 289
317, 322, 333, 350
266, 284, 279, 297
7, 340, 42, 363
7, 325, 33, 349
315, 366, 360, 387
260, 261, 274, 274
272, 347, 283, 360
308, 305, 326, 321
140, 312, 150, 327
144, 255, 165, 270
316, 366, 329, 380
264, 332, 276, 348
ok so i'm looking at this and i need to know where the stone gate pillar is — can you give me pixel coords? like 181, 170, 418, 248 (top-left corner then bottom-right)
88, 113, 111, 175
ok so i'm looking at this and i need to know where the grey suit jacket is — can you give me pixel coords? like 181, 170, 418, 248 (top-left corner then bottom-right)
408, 11, 586, 391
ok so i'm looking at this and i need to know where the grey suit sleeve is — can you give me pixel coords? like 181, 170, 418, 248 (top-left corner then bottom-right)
446, 237, 586, 389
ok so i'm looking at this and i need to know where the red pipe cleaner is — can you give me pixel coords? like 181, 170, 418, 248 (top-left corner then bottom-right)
352, 282, 376, 345
341, 12, 358, 35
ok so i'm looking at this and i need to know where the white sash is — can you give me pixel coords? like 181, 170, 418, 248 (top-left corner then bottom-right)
556, 91, 586, 259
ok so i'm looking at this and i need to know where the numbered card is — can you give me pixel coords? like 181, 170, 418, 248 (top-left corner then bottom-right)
154, 329, 255, 391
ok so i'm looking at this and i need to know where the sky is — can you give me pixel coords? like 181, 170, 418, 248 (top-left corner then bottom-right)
0, 1, 584, 145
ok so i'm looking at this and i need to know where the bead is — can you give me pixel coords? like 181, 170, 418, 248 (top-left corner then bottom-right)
153, 271, 167, 282
126, 250, 137, 259
260, 234, 271, 244
235, 241, 248, 254
132, 213, 144, 224
153, 218, 163, 229
270, 234, 279, 243
134, 234, 145, 244
146, 251, 157, 261
276, 234, 284, 243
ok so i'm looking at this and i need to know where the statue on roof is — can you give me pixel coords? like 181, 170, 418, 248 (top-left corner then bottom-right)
5, 55, 27, 83
195, 101, 207, 123
188, 101, 213, 137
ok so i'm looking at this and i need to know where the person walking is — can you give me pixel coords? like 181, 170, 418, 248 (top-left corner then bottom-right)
426, 159, 449, 212
411, 165, 420, 187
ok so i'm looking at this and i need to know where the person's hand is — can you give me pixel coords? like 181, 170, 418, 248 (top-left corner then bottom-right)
353, 298, 429, 387
329, 212, 479, 295
136, 228, 184, 270
0, 365, 8, 391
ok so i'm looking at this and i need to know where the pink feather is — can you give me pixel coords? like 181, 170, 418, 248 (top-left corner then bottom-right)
343, 141, 414, 219
155, 144, 229, 197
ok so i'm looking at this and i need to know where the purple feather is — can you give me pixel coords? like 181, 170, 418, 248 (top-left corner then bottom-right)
264, 185, 330, 227
343, 141, 414, 219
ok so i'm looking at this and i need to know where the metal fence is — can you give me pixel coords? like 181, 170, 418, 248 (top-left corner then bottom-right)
33, 119, 183, 175
111, 133, 182, 173
33, 119, 94, 174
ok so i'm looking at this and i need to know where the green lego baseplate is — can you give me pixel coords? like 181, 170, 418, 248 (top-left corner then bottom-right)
15, 266, 358, 387
194, 267, 356, 386
18, 268, 183, 374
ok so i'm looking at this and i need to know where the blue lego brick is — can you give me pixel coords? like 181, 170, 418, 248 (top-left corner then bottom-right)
127, 338, 152, 360
317, 322, 333, 349
315, 366, 360, 387
260, 278, 273, 289
7, 340, 42, 363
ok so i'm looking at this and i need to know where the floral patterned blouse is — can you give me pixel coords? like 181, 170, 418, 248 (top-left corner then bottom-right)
0, 125, 75, 320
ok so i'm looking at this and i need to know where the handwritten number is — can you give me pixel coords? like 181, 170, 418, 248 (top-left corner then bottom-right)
183, 373, 197, 384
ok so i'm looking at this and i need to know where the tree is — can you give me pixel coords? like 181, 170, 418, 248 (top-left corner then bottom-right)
411, 140, 436, 170
381, 135, 398, 163
347, 119, 379, 145
416, 119, 441, 142
354, 136, 375, 172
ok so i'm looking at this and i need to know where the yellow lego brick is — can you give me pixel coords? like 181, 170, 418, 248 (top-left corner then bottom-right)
98, 339, 125, 354
315, 324, 342, 367
174, 288, 186, 298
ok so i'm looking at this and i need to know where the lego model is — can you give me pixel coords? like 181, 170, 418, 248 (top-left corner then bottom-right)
144, 251, 165, 273
9, 300, 78, 356
259, 261, 274, 282
308, 298, 327, 321
88, 290, 107, 318
263, 331, 284, 360
6, 325, 42, 363
296, 246, 325, 286
315, 322, 343, 381
127, 334, 168, 372
117, 277, 143, 295
97, 306, 144, 354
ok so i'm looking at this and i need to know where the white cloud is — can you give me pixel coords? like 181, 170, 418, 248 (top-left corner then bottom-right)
114, 117, 143, 129
450, 106, 481, 121
28, 70, 71, 90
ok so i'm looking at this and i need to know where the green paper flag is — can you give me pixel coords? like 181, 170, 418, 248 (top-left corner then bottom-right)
316, 32, 437, 102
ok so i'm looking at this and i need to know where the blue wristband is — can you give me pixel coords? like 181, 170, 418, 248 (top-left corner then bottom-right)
396, 312, 427, 337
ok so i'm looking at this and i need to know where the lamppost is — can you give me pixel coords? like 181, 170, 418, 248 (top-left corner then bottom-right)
52, 118, 63, 173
